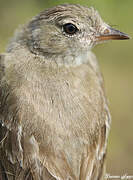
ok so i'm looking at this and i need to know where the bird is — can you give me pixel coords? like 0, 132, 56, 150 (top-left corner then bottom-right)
0, 4, 129, 180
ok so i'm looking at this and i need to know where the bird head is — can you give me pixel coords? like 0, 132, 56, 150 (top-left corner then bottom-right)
15, 4, 129, 63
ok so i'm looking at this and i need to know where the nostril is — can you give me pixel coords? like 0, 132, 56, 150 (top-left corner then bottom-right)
103, 29, 110, 34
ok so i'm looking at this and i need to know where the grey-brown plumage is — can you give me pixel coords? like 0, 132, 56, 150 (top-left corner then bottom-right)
0, 4, 129, 180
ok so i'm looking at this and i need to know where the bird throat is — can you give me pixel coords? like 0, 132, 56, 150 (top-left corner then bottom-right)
48, 50, 93, 67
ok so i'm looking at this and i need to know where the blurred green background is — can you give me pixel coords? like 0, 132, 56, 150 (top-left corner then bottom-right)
0, 0, 133, 176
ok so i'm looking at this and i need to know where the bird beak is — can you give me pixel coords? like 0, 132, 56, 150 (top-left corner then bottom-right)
96, 26, 130, 41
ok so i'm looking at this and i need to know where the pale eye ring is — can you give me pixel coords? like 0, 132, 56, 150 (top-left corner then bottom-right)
63, 23, 78, 35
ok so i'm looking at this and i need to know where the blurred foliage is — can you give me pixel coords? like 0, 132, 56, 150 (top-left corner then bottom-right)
0, 0, 133, 176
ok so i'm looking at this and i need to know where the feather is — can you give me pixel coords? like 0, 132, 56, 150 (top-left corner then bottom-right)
0, 4, 115, 180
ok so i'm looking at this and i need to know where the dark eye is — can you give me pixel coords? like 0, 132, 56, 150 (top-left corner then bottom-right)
63, 23, 78, 35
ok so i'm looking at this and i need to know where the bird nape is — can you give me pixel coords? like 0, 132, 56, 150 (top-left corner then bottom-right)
0, 4, 129, 180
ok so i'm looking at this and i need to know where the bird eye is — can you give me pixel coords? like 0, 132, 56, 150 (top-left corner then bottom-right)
63, 23, 78, 35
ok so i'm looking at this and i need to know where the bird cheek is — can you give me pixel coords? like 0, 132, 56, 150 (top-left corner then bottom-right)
80, 33, 93, 49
